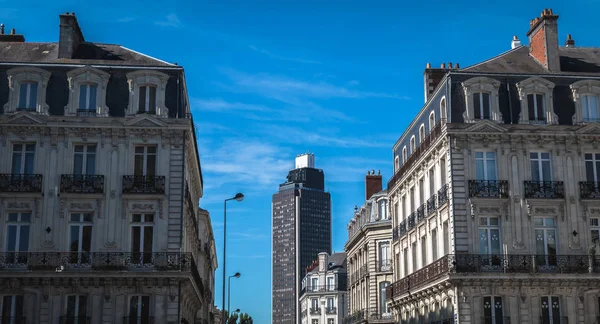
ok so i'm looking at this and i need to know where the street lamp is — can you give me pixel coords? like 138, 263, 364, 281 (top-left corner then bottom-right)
222, 193, 244, 324
228, 272, 241, 318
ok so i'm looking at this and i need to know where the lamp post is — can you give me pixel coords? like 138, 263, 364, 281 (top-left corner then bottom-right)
228, 272, 241, 318
222, 193, 244, 324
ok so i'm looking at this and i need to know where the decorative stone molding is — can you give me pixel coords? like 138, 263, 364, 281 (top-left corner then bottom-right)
461, 77, 502, 122
516, 77, 557, 124
7, 202, 30, 209
3, 67, 51, 114
70, 202, 94, 210
132, 203, 154, 210
126, 70, 170, 117
570, 80, 600, 124
65, 66, 110, 117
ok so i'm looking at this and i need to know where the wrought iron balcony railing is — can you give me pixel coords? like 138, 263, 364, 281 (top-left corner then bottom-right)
392, 227, 399, 242
344, 309, 394, 324
437, 184, 449, 206
427, 194, 437, 215
122, 316, 155, 324
524, 181, 565, 199
60, 316, 91, 324
580, 181, 600, 199
359, 264, 369, 279
483, 316, 511, 324
309, 307, 321, 315
0, 317, 26, 324
61, 174, 104, 194
379, 259, 393, 272
399, 221, 407, 237
407, 213, 416, 230
0, 252, 193, 272
388, 119, 446, 190
468, 180, 509, 198
0, 174, 43, 193
301, 285, 342, 294
387, 254, 599, 300
416, 204, 425, 222
122, 175, 165, 194
76, 109, 96, 117
325, 307, 337, 315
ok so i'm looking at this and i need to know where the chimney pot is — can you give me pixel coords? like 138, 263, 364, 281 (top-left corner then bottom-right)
441, 63, 446, 68
448, 62, 453, 69
0, 24, 4, 35
426, 62, 431, 68
455, 63, 460, 69
10, 28, 15, 35
565, 34, 575, 47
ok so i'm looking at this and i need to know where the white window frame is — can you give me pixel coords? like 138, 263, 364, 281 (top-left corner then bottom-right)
410, 136, 416, 154
402, 147, 407, 163
65, 66, 110, 117
462, 77, 502, 122
590, 218, 600, 246
429, 111, 436, 130
130, 213, 154, 264
73, 144, 97, 175
585, 153, 600, 182
419, 124, 425, 143
516, 77, 556, 124
126, 70, 169, 117
440, 97, 447, 120
478, 216, 501, 255
65, 295, 88, 320
540, 296, 561, 324
483, 296, 504, 324
134, 146, 157, 176
378, 199, 388, 220
475, 151, 497, 181
530, 152, 552, 182
3, 67, 50, 114
128, 295, 151, 321
394, 156, 400, 172
69, 213, 93, 254
570, 80, 600, 124
11, 143, 35, 174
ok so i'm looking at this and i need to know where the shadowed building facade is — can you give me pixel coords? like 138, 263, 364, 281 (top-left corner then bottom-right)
272, 153, 332, 324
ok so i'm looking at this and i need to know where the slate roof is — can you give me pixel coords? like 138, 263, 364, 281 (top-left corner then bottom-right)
462, 45, 600, 75
0, 42, 177, 67
328, 252, 347, 270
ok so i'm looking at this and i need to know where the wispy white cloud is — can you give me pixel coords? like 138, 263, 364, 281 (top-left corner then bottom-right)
257, 124, 395, 148
155, 13, 182, 28
320, 156, 390, 183
117, 16, 136, 23
249, 45, 321, 65
192, 98, 274, 113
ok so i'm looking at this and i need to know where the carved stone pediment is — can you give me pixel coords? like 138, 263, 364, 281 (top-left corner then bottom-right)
124, 115, 167, 128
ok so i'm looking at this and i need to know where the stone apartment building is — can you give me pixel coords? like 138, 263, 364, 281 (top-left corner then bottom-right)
0, 13, 217, 324
300, 252, 347, 324
344, 171, 393, 324
386, 8, 600, 324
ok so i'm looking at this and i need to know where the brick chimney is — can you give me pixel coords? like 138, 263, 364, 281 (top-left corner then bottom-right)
58, 12, 85, 59
0, 25, 25, 42
423, 62, 458, 103
527, 8, 560, 72
365, 170, 382, 200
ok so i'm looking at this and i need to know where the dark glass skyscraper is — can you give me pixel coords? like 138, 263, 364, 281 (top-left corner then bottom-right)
272, 153, 331, 324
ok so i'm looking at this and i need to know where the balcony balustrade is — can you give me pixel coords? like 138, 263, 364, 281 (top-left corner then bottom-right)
379, 259, 393, 272
76, 109, 96, 117
427, 195, 437, 215
468, 180, 509, 198
388, 119, 445, 190
387, 254, 598, 300
301, 284, 341, 294
416, 204, 425, 223
122, 175, 165, 194
523, 181, 565, 199
407, 213, 416, 230
61, 174, 104, 194
437, 184, 449, 206
580, 181, 600, 199
325, 307, 337, 315
309, 307, 321, 315
399, 221, 407, 237
392, 227, 399, 242
344, 309, 394, 324
0, 174, 43, 193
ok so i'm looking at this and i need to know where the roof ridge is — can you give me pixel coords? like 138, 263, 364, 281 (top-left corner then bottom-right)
119, 45, 175, 66
462, 45, 527, 71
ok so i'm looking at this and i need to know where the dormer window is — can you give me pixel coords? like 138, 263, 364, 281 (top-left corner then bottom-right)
516, 77, 556, 124
66, 66, 110, 117
429, 111, 435, 130
419, 124, 425, 143
570, 80, 600, 124
410, 136, 416, 154
394, 156, 400, 172
18, 82, 38, 111
527, 93, 546, 124
126, 71, 169, 117
4, 67, 50, 114
138, 85, 157, 113
402, 147, 407, 163
462, 77, 502, 122
473, 92, 491, 120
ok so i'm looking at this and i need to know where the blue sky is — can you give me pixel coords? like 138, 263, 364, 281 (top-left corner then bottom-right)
3, 0, 600, 322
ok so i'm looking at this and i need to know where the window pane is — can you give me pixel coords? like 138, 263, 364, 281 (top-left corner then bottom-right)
78, 295, 88, 318
528, 94, 535, 119
590, 95, 599, 119
8, 213, 18, 222
11, 150, 22, 174
536, 94, 545, 120
490, 229, 501, 254
138, 86, 147, 111
482, 92, 491, 119
86, 150, 96, 175
79, 84, 88, 109
6, 226, 17, 251
143, 226, 153, 253
67, 296, 77, 317
473, 93, 481, 119
483, 297, 492, 318
149, 86, 157, 112
89, 84, 97, 109
18, 83, 28, 108
475, 158, 484, 180
583, 95, 590, 119
18, 225, 29, 252
20, 213, 30, 222
29, 82, 38, 109
486, 155, 496, 181
70, 226, 80, 252
542, 160, 552, 181
134, 154, 144, 176
551, 297, 560, 322
131, 227, 140, 253
24, 152, 34, 174
74, 153, 83, 175
146, 154, 156, 176
82, 226, 92, 252
147, 146, 156, 154
531, 159, 540, 181
479, 229, 489, 254
141, 296, 150, 318
587, 160, 596, 182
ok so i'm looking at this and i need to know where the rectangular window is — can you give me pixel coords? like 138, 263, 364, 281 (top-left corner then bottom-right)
473, 92, 491, 119
582, 94, 599, 122
591, 218, 600, 245
431, 229, 438, 261
379, 241, 390, 267
475, 152, 497, 181
483, 297, 504, 324
530, 152, 552, 181
311, 298, 318, 309
5, 212, 30, 264
131, 214, 154, 264
18, 82, 38, 110
327, 297, 334, 309
380, 281, 389, 314
69, 213, 93, 265
527, 93, 545, 122
419, 178, 424, 205
411, 242, 417, 272
421, 236, 427, 267
327, 319, 334, 324
1, 295, 24, 320
410, 187, 415, 213
138, 85, 157, 113
134, 146, 157, 176
312, 320, 319, 324
403, 247, 409, 277
534, 217, 557, 267
585, 153, 600, 182
327, 277, 334, 290
429, 168, 435, 197
479, 217, 502, 267
66, 295, 88, 320
11, 144, 35, 174
74, 145, 97, 175
440, 157, 447, 185
128, 295, 150, 322
78, 84, 98, 111
311, 277, 318, 290
540, 296, 561, 324
443, 221, 449, 255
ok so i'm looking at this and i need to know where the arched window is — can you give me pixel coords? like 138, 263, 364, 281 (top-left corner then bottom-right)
440, 97, 447, 120
461, 77, 502, 122
380, 281, 390, 314
126, 70, 170, 117
402, 147, 407, 163
4, 67, 50, 114
378, 199, 388, 220
419, 124, 425, 143
570, 80, 600, 124
429, 111, 435, 131
410, 136, 416, 154
395, 156, 400, 172
516, 77, 556, 124
66, 66, 110, 117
